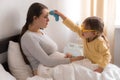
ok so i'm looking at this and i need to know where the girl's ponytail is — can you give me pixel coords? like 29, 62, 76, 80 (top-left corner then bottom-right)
101, 33, 109, 48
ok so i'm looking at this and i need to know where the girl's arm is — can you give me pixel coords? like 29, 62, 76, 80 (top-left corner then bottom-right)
54, 10, 83, 38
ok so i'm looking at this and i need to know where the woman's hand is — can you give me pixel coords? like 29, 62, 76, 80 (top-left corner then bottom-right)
94, 67, 103, 73
65, 53, 72, 58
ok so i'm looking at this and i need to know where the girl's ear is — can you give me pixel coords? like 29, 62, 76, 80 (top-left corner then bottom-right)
94, 31, 99, 35
96, 31, 101, 36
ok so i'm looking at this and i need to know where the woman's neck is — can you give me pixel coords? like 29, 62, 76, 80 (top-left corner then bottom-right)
28, 24, 39, 32
28, 25, 43, 34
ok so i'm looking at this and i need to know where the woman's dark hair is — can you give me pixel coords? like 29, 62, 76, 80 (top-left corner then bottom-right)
21, 2, 48, 37
19, 2, 48, 65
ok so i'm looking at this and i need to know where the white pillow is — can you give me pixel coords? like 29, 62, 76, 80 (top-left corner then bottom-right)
64, 43, 83, 56
8, 41, 33, 80
0, 64, 16, 80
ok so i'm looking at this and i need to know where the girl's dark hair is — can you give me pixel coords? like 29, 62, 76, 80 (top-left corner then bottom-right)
83, 16, 109, 48
19, 3, 48, 65
83, 16, 104, 33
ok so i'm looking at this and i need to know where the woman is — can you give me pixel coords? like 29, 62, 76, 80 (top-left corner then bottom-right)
20, 2, 82, 75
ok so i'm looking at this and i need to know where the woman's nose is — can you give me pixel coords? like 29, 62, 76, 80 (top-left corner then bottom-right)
47, 18, 49, 22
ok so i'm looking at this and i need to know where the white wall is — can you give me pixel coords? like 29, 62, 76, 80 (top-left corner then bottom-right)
0, 0, 49, 39
114, 27, 120, 67
0, 0, 81, 52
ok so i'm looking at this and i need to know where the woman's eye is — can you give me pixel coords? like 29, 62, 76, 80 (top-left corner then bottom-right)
44, 15, 48, 18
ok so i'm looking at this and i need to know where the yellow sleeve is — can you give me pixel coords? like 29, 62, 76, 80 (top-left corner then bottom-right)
98, 40, 111, 68
63, 18, 83, 37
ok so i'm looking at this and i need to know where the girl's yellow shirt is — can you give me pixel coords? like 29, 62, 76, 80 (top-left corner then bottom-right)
63, 18, 111, 68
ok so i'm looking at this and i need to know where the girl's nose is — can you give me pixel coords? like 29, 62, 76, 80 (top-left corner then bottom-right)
82, 33, 84, 36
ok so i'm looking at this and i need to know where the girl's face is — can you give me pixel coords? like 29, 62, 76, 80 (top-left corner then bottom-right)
81, 25, 97, 41
82, 31, 95, 39
34, 9, 49, 29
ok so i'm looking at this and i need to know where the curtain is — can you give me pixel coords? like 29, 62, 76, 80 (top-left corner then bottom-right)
79, 0, 116, 63
103, 0, 116, 63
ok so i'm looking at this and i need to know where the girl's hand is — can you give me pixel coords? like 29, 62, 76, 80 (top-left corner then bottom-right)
76, 56, 85, 60
70, 56, 85, 62
94, 67, 103, 73
54, 10, 61, 16
54, 10, 67, 20
65, 53, 72, 58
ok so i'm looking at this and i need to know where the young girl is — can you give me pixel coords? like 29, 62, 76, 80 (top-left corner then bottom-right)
54, 10, 111, 73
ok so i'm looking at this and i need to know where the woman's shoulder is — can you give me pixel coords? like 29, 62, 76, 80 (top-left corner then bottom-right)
22, 30, 33, 38
21, 30, 39, 41
22, 30, 49, 42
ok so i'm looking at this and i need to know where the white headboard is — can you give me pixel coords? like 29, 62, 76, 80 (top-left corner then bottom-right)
114, 28, 120, 67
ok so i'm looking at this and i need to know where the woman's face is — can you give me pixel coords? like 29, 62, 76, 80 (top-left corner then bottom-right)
35, 9, 49, 29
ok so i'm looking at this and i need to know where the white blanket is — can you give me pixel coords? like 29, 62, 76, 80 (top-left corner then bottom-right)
27, 59, 120, 80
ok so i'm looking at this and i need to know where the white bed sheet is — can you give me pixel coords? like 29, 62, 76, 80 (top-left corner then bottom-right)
27, 59, 120, 80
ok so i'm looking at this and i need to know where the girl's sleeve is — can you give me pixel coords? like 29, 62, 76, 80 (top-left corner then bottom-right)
63, 18, 83, 37
98, 40, 112, 68
23, 35, 70, 67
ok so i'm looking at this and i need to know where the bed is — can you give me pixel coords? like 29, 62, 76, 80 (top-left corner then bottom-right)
0, 34, 34, 80
0, 35, 120, 80
0, 34, 19, 72
0, 34, 19, 80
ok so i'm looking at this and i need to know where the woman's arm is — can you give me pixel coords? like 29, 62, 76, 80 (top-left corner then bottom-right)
21, 34, 70, 67
22, 33, 83, 67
